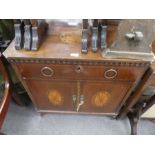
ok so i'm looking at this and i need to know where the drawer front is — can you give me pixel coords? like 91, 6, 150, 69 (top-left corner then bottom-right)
18, 63, 146, 82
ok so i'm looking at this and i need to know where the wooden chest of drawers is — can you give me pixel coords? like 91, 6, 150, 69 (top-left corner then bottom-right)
19, 61, 148, 115
3, 20, 153, 117
10, 60, 149, 116
4, 40, 149, 116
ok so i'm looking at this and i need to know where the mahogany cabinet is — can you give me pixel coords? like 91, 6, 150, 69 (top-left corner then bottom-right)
3, 20, 153, 117
3, 55, 149, 116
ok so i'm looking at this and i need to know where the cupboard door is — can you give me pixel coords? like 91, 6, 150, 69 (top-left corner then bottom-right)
79, 81, 131, 114
24, 79, 76, 112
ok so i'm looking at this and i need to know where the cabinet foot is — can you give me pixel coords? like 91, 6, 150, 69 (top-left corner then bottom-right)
12, 91, 24, 106
127, 113, 139, 135
127, 102, 144, 135
39, 112, 46, 117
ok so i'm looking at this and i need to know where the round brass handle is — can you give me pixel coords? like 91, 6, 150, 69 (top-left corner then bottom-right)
41, 67, 54, 77
104, 69, 117, 79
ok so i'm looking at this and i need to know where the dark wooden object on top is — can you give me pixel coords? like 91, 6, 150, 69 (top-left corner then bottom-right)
30, 19, 48, 51
14, 19, 48, 51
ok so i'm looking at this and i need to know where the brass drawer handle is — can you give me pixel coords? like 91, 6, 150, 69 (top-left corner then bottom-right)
41, 67, 54, 77
104, 69, 117, 79
72, 95, 84, 112
72, 95, 77, 110
77, 95, 84, 112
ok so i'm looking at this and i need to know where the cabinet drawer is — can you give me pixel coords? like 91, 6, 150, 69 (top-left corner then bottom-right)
18, 63, 146, 82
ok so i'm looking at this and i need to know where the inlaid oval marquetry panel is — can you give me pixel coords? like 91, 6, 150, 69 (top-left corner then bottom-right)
60, 31, 81, 44
92, 91, 111, 107
47, 90, 63, 106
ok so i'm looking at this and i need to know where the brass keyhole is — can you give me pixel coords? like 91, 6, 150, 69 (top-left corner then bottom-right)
75, 65, 83, 73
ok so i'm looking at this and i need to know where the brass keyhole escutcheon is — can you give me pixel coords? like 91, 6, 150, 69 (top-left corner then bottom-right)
75, 65, 83, 73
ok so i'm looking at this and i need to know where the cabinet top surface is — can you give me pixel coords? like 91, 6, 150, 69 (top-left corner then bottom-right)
3, 20, 154, 63
3, 38, 149, 63
4, 36, 106, 61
